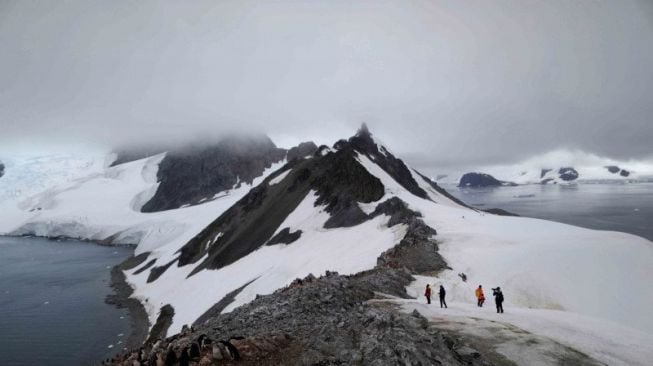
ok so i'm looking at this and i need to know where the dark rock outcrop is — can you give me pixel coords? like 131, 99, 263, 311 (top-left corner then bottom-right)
0, 162, 4, 178
558, 167, 579, 181
605, 166, 631, 177
286, 141, 318, 161
145, 304, 175, 345
459, 172, 515, 188
368, 197, 447, 274
349, 123, 430, 199
605, 165, 620, 174
141, 134, 286, 212
147, 258, 177, 283
266, 228, 302, 245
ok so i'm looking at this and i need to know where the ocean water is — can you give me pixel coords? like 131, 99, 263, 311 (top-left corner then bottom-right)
0, 237, 133, 366
443, 182, 653, 241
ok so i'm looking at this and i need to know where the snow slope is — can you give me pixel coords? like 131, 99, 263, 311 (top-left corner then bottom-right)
398, 299, 653, 366
356, 153, 653, 334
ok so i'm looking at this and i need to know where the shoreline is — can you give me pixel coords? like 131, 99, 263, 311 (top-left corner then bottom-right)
105, 252, 152, 352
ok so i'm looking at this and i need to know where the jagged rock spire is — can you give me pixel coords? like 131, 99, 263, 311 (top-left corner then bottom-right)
356, 123, 371, 139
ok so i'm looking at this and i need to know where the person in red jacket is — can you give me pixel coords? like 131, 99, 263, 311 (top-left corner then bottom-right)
424, 284, 432, 304
475, 285, 485, 307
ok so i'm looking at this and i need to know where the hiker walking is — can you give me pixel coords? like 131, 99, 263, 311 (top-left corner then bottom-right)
424, 284, 432, 304
475, 285, 485, 307
439, 285, 448, 308
493, 287, 504, 313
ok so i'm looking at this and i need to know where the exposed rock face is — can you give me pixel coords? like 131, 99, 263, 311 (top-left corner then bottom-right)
0, 162, 4, 178
349, 124, 430, 199
369, 197, 448, 274
108, 269, 489, 366
605, 165, 631, 177
459, 172, 514, 188
558, 167, 579, 181
286, 141, 318, 161
141, 134, 286, 212
605, 165, 621, 174
266, 227, 302, 245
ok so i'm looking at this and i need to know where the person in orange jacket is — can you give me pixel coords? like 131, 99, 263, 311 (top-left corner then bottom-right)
475, 285, 485, 307
425, 284, 432, 304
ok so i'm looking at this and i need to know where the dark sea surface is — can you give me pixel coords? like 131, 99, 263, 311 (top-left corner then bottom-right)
0, 237, 133, 366
443, 182, 653, 241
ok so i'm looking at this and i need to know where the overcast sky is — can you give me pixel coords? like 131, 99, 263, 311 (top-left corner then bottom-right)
1, 0, 652, 168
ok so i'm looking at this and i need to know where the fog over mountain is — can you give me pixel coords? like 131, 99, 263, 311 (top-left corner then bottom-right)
1, 0, 652, 170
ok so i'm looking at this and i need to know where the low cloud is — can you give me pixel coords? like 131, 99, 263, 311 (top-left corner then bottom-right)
1, 1, 652, 168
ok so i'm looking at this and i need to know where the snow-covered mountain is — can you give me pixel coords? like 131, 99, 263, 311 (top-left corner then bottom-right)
436, 149, 653, 185
2, 127, 653, 365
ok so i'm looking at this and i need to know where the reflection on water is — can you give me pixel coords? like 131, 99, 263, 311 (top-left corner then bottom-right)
444, 182, 653, 241
0, 237, 133, 366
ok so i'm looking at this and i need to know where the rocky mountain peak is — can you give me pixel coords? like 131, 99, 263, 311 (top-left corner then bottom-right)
141, 133, 286, 212
355, 122, 372, 139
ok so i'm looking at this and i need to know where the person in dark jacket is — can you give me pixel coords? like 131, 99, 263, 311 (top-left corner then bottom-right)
439, 285, 448, 308
493, 287, 504, 313
424, 284, 432, 304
